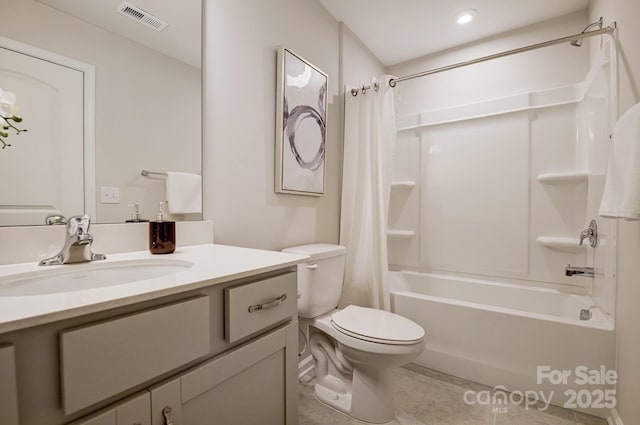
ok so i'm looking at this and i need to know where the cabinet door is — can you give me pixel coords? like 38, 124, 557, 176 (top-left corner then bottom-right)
0, 344, 19, 425
70, 409, 116, 425
116, 392, 151, 425
150, 323, 298, 425
69, 392, 150, 425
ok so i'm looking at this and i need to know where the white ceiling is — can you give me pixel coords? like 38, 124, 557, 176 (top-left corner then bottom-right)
320, 0, 591, 66
36, 0, 201, 69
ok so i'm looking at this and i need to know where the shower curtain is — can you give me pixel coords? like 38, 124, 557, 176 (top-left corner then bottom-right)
339, 76, 397, 311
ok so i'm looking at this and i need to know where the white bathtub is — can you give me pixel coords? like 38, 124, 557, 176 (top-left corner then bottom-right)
390, 271, 615, 417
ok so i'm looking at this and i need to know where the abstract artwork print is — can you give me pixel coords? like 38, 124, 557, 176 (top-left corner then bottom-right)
275, 47, 327, 196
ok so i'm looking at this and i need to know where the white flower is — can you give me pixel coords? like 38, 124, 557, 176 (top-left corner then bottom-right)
0, 89, 17, 118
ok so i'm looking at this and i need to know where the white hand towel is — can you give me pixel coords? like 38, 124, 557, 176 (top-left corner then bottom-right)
166, 172, 202, 214
599, 102, 640, 220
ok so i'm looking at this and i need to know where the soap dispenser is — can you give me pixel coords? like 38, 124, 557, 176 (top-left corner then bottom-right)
125, 203, 149, 223
149, 201, 175, 254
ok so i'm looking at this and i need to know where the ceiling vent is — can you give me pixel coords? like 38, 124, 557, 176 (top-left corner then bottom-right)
117, 2, 169, 31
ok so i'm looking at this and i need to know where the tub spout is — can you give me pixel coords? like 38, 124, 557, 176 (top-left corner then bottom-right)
565, 265, 594, 277
580, 306, 597, 320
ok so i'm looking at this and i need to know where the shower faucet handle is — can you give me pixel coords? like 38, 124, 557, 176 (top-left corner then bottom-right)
579, 220, 598, 248
579, 229, 591, 245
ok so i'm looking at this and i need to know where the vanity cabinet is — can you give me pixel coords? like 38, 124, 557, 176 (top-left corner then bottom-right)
68, 322, 297, 425
0, 267, 299, 425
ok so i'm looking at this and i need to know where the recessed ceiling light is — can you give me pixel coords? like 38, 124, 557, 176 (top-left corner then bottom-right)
456, 9, 477, 25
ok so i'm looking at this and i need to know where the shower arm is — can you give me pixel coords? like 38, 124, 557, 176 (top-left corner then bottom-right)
388, 21, 617, 88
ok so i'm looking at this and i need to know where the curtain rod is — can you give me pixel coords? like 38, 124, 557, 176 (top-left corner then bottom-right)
389, 23, 617, 88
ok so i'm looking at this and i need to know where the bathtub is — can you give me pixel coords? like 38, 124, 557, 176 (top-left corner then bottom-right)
390, 271, 615, 417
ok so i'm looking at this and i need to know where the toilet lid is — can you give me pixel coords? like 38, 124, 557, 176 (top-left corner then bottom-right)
331, 305, 425, 345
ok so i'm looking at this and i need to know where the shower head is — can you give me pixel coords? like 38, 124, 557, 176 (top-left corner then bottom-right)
570, 17, 604, 47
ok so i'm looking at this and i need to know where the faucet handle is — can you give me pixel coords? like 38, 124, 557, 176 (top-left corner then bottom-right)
66, 214, 91, 236
579, 219, 598, 248
579, 228, 591, 246
45, 214, 67, 225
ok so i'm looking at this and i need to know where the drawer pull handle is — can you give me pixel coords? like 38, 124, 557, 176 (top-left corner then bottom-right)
306, 263, 318, 270
248, 293, 287, 313
163, 405, 174, 425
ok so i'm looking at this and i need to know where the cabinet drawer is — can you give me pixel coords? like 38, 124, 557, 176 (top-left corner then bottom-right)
225, 272, 296, 343
61, 296, 210, 414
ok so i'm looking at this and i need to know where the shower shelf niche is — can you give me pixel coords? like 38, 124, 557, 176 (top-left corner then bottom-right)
536, 172, 590, 185
536, 236, 587, 253
391, 181, 416, 190
387, 230, 415, 239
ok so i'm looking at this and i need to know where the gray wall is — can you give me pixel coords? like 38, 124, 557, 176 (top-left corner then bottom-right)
204, 0, 342, 251
340, 23, 386, 88
203, 2, 386, 251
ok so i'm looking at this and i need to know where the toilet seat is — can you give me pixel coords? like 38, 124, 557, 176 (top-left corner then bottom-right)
331, 305, 425, 345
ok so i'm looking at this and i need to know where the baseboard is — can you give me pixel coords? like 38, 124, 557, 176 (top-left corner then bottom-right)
608, 408, 624, 425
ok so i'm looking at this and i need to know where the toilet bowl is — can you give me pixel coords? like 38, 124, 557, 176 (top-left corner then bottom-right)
282, 244, 426, 424
310, 306, 425, 423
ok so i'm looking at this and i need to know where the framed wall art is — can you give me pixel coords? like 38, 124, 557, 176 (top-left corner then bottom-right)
275, 46, 327, 196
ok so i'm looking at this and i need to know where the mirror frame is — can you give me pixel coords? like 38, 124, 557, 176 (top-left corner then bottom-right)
0, 34, 96, 223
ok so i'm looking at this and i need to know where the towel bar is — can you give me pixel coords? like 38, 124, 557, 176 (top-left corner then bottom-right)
141, 170, 167, 178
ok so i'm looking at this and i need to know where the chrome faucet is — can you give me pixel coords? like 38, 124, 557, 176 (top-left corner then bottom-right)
579, 220, 598, 248
565, 265, 594, 277
39, 215, 106, 266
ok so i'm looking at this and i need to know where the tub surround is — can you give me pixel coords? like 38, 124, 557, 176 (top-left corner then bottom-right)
386, 12, 617, 323
389, 51, 616, 293
0, 243, 309, 333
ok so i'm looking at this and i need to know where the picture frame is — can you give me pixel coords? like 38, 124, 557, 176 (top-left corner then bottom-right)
275, 46, 328, 196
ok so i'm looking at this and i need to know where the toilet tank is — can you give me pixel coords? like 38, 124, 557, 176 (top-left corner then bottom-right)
282, 244, 346, 319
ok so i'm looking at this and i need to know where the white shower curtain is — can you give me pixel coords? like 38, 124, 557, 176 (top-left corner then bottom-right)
339, 76, 397, 311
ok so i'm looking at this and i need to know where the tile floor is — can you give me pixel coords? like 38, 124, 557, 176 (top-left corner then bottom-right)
298, 364, 607, 425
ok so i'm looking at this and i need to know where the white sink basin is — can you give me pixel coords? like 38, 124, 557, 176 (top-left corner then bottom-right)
0, 260, 193, 297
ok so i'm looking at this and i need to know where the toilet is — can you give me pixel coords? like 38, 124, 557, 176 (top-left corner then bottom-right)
283, 244, 425, 424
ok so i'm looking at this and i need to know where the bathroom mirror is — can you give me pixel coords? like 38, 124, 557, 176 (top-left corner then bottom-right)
0, 0, 202, 226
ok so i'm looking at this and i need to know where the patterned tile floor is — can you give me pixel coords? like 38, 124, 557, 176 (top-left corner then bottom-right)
299, 364, 607, 425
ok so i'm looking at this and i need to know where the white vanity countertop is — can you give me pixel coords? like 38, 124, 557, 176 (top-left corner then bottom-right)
0, 244, 309, 334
